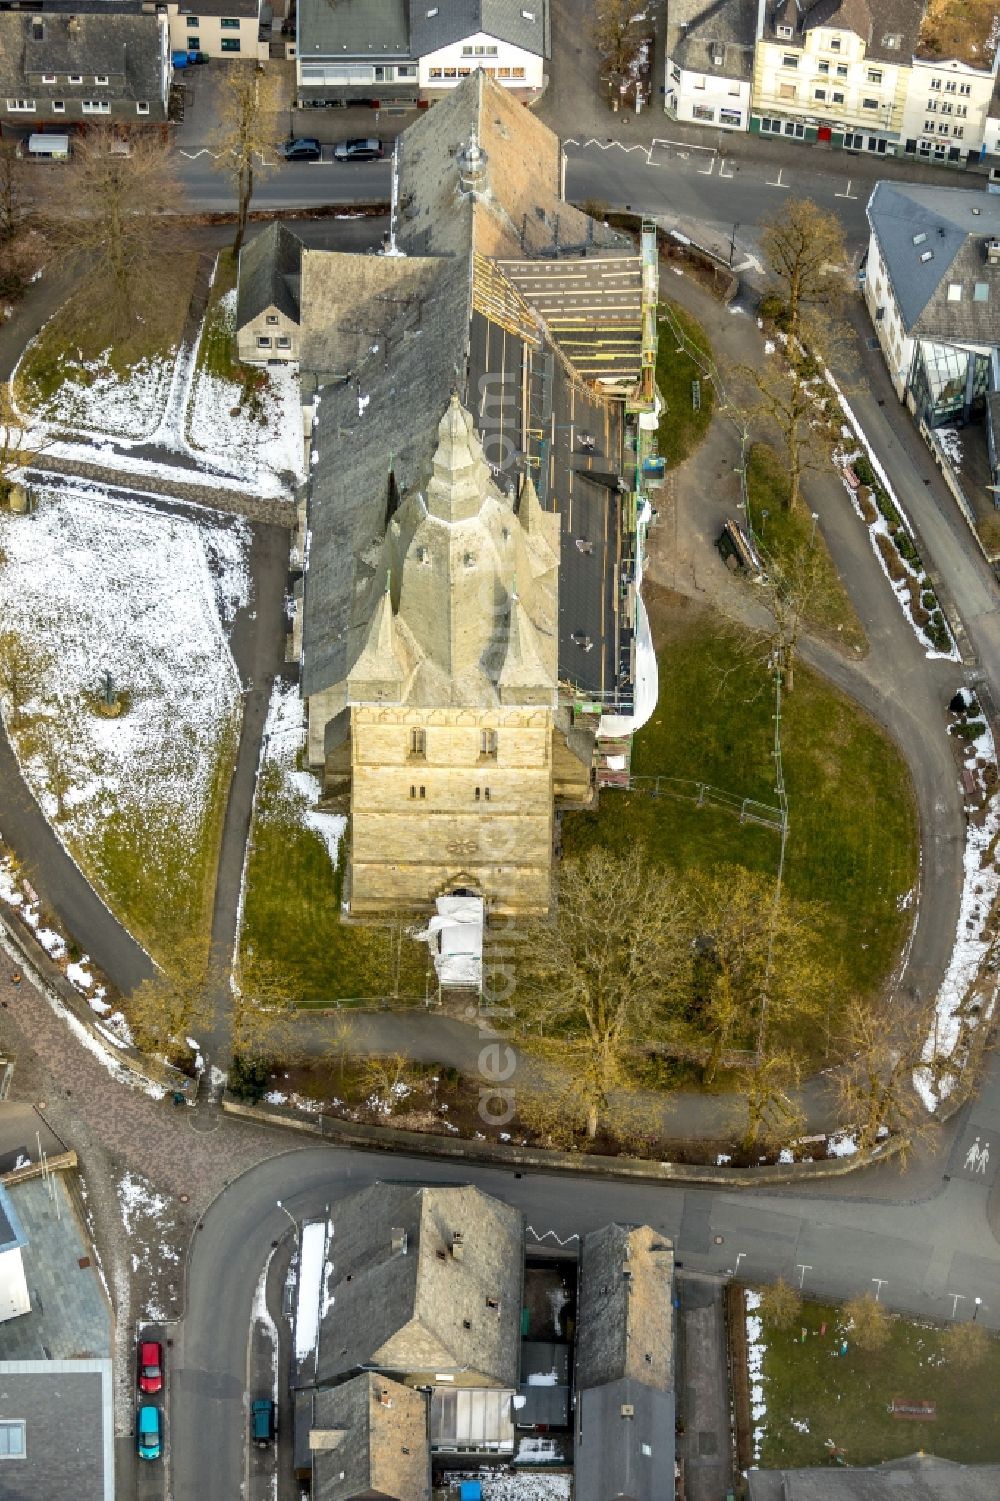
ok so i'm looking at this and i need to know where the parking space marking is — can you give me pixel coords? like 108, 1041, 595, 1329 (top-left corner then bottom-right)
766, 166, 789, 188
719, 158, 734, 178
835, 178, 859, 199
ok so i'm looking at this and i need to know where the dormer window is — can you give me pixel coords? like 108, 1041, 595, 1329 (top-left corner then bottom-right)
882, 33, 901, 48
522, 7, 536, 19
42, 73, 56, 84
31, 18, 43, 40
776, 23, 792, 38
95, 75, 109, 85
69, 74, 83, 84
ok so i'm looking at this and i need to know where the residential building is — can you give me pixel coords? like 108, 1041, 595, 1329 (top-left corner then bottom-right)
0, 1359, 115, 1501
665, 0, 757, 132
751, 0, 921, 155
574, 1223, 676, 1501
863, 181, 1000, 424
313, 1183, 524, 1390
748, 1455, 1000, 1500
0, 10, 170, 131
901, 1, 1000, 166
236, 222, 303, 364
293, 1373, 431, 1501
264, 70, 658, 916
294, 0, 548, 108
165, 0, 267, 62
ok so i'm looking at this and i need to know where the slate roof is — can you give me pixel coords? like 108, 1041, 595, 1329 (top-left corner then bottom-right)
314, 1183, 523, 1389
747, 1456, 1000, 1501
666, 0, 758, 82
0, 1360, 114, 1501
236, 222, 303, 329
575, 1224, 675, 1393
868, 181, 1000, 341
766, 0, 923, 61
0, 11, 166, 107
295, 1374, 430, 1501
574, 1377, 676, 1501
409, 0, 550, 60
297, 0, 410, 62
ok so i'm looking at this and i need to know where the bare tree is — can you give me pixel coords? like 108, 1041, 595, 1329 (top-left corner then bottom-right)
738, 1048, 804, 1155
212, 63, 285, 257
232, 955, 298, 1062
514, 848, 692, 1139
127, 942, 214, 1058
755, 538, 826, 693
0, 386, 54, 499
942, 1319, 991, 1368
760, 198, 847, 350
759, 1278, 802, 1331
0, 141, 27, 249
736, 355, 839, 514
356, 1052, 425, 1121
844, 1292, 890, 1351
836, 990, 939, 1163
45, 127, 183, 333
0, 627, 49, 725
592, 0, 644, 96
25, 718, 72, 818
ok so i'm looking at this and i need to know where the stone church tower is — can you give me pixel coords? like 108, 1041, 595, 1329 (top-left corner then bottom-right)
342, 393, 562, 916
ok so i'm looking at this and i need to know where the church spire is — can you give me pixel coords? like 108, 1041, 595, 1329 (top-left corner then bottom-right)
425, 392, 491, 525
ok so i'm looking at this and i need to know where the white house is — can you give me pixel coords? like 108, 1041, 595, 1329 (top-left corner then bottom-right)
166, 0, 267, 63
296, 0, 547, 108
864, 181, 1000, 425
664, 0, 756, 132
899, 11, 1000, 167
0, 1185, 30, 1324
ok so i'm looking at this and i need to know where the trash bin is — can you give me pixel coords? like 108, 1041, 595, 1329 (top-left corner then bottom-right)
459, 1484, 483, 1501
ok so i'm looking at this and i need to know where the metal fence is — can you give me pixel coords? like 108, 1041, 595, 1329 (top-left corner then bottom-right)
627, 774, 787, 833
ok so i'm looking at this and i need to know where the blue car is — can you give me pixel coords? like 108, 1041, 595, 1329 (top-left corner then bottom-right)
137, 1404, 161, 1461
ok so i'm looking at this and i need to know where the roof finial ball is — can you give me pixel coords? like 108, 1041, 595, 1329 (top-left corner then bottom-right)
457, 129, 488, 195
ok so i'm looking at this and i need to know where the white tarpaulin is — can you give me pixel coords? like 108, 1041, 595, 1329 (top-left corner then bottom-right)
417, 896, 484, 988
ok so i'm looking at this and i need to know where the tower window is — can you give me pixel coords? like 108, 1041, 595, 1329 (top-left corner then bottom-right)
409, 727, 426, 758
480, 729, 498, 758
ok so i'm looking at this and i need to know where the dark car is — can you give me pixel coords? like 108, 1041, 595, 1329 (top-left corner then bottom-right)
282, 137, 322, 162
137, 1405, 162, 1461
251, 1398, 276, 1448
137, 1340, 163, 1395
332, 137, 384, 162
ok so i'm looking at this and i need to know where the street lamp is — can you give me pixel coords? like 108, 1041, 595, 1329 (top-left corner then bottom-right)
760, 507, 769, 540
730, 221, 740, 269
276, 1199, 299, 1250
973, 1296, 983, 1323
810, 511, 820, 548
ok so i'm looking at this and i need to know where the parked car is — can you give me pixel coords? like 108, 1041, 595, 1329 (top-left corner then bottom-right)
282, 137, 322, 162
137, 1340, 163, 1394
251, 1398, 276, 1448
332, 137, 384, 162
136, 1405, 162, 1461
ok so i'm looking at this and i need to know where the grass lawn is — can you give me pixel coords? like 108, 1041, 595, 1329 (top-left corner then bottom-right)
656, 298, 715, 466
17, 251, 201, 408
563, 587, 918, 1007
196, 250, 241, 383
240, 761, 432, 1006
753, 1297, 1000, 1466
747, 442, 868, 656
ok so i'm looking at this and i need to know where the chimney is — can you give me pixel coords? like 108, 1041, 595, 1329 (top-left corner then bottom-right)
451, 1231, 464, 1261
68, 14, 80, 33
620, 1403, 635, 1418
391, 1227, 408, 1255
985, 238, 1000, 267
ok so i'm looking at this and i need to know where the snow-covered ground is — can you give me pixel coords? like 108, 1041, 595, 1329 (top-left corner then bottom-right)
745, 1288, 767, 1462
20, 348, 174, 440
916, 712, 1000, 1111
441, 1474, 571, 1500
187, 289, 304, 487
294, 1219, 328, 1364
116, 1167, 184, 1321
0, 483, 245, 918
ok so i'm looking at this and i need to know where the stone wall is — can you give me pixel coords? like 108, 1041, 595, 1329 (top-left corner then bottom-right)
27, 459, 295, 529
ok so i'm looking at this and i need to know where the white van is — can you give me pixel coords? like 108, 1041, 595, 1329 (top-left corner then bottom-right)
25, 133, 71, 161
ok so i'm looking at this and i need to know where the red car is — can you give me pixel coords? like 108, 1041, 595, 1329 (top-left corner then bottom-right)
137, 1341, 163, 1394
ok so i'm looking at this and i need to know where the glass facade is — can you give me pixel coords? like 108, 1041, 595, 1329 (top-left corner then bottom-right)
910, 340, 991, 426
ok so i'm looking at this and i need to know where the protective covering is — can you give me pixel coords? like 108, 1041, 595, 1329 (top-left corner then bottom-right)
417, 896, 484, 989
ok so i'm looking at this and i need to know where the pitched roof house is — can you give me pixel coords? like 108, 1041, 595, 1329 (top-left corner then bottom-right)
863, 181, 1000, 425
0, 10, 170, 129
293, 1373, 431, 1501
574, 1224, 676, 1501
295, 0, 549, 106
665, 0, 758, 132
748, 1454, 1000, 1500
236, 222, 304, 363
314, 1183, 524, 1390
